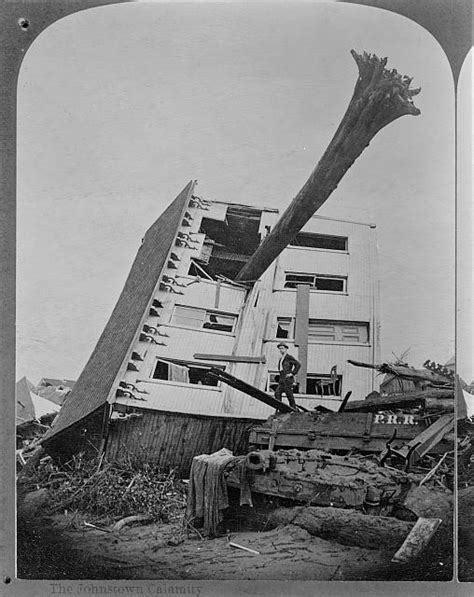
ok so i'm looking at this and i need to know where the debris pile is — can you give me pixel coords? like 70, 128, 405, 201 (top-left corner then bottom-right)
20, 452, 186, 525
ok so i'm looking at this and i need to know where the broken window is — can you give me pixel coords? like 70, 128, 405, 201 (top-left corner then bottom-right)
276, 317, 294, 339
306, 373, 342, 396
284, 273, 347, 292
267, 372, 341, 396
290, 232, 348, 251
267, 372, 300, 394
276, 318, 369, 343
198, 205, 263, 280
152, 358, 224, 387
171, 305, 237, 333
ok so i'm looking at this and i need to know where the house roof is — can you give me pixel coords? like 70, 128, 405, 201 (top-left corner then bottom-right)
16, 377, 36, 425
42, 181, 195, 443
16, 377, 60, 425
30, 392, 61, 418
34, 385, 70, 406
38, 377, 76, 388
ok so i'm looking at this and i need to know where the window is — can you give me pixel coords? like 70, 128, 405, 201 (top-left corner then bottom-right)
284, 273, 346, 292
172, 306, 205, 328
275, 317, 369, 343
309, 320, 369, 343
306, 373, 342, 396
266, 372, 342, 396
171, 305, 237, 333
152, 358, 224, 387
276, 317, 294, 339
290, 232, 348, 251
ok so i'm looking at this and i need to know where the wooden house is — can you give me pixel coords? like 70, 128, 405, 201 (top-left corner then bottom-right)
42, 181, 380, 473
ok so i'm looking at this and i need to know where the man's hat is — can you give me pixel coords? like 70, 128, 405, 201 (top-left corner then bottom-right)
277, 342, 289, 349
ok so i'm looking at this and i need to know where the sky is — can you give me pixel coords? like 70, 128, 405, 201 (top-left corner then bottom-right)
16, 2, 460, 385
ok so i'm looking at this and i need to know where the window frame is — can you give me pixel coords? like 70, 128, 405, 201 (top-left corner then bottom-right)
275, 317, 370, 344
289, 232, 348, 252
171, 304, 238, 334
150, 357, 225, 388
283, 272, 347, 293
266, 371, 342, 396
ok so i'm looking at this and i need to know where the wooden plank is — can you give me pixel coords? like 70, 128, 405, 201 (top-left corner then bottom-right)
207, 368, 297, 413
390, 414, 454, 461
391, 518, 442, 563
294, 284, 310, 393
194, 353, 267, 363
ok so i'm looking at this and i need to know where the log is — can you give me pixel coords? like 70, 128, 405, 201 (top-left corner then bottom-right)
236, 51, 420, 282
268, 506, 413, 551
344, 389, 454, 413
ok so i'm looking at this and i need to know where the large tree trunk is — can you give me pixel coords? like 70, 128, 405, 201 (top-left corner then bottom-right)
236, 51, 420, 283
268, 506, 413, 551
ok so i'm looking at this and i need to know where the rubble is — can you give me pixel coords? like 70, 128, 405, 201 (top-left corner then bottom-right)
19, 451, 186, 526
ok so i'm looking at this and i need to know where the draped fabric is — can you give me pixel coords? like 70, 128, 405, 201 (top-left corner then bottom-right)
186, 448, 235, 536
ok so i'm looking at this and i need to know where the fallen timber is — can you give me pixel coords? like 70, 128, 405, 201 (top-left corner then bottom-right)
347, 359, 452, 387
267, 506, 415, 551
207, 367, 297, 413
236, 51, 420, 282
343, 388, 454, 414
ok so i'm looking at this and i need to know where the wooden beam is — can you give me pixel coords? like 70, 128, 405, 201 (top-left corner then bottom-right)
236, 51, 420, 282
194, 353, 266, 364
207, 368, 296, 413
294, 284, 310, 392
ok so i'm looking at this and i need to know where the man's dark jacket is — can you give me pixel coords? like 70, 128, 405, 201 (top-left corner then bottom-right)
279, 354, 301, 376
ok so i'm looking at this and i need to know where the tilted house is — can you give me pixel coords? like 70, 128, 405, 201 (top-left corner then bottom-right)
42, 181, 380, 472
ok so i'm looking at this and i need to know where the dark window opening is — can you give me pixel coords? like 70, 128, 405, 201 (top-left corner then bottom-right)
152, 359, 224, 387
198, 206, 263, 280
276, 318, 293, 338
315, 277, 345, 292
284, 273, 346, 292
290, 232, 348, 251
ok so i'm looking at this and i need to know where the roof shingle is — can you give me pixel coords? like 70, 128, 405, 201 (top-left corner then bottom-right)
43, 181, 194, 443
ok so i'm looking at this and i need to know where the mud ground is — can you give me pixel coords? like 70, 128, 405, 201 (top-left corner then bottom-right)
17, 509, 451, 582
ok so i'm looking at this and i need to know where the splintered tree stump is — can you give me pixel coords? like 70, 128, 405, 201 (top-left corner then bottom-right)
236, 51, 421, 283
268, 506, 413, 551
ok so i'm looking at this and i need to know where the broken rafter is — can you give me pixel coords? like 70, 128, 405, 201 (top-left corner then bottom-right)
236, 51, 420, 283
347, 359, 452, 386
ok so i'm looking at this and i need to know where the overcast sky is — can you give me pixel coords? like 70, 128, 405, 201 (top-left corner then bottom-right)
16, 2, 459, 385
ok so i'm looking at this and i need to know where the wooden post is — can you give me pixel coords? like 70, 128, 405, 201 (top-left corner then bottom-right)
294, 284, 310, 393
236, 51, 420, 283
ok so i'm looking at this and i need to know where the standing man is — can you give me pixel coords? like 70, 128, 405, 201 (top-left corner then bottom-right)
274, 343, 301, 409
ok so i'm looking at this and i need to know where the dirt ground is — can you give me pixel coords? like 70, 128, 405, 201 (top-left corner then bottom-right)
17, 506, 451, 582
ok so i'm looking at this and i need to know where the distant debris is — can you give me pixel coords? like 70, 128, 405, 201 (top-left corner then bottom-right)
34, 377, 76, 406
